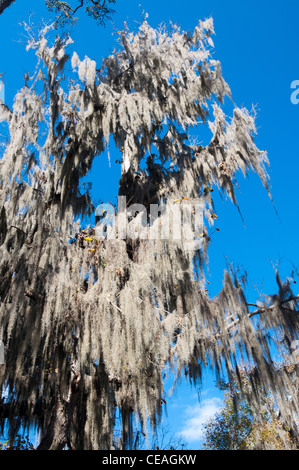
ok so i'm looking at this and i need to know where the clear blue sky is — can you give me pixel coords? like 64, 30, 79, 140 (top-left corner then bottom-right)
0, 0, 299, 449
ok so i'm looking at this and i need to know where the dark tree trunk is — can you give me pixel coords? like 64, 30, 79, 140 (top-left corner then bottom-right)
37, 362, 84, 450
36, 395, 68, 450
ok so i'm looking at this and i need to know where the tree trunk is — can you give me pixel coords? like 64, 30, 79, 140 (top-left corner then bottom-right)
36, 395, 69, 450
37, 362, 83, 450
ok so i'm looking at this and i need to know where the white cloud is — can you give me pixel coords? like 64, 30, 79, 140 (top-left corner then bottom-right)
178, 397, 222, 443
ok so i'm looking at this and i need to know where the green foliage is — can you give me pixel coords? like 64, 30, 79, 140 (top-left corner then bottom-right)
202, 370, 296, 450
44, 0, 116, 28
202, 392, 254, 450
0, 435, 34, 450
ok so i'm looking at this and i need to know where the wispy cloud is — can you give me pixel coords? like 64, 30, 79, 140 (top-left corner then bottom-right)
178, 397, 222, 443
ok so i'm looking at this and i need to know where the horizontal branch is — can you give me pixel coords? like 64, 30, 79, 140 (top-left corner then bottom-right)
169, 294, 299, 358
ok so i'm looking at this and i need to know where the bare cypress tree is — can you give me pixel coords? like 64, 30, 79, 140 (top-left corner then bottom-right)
0, 18, 298, 450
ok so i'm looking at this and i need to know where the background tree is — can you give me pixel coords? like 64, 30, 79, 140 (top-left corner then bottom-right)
45, 0, 116, 28
0, 434, 34, 450
202, 367, 298, 450
0, 0, 116, 27
0, 16, 298, 450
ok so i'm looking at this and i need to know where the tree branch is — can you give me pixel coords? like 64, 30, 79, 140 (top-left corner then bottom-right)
216, 295, 299, 338
0, 0, 15, 16
72, 0, 84, 16
169, 294, 299, 358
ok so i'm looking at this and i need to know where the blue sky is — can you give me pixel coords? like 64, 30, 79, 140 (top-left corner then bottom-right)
1, 0, 299, 449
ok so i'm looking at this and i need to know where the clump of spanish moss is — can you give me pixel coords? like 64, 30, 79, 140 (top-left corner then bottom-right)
0, 18, 298, 450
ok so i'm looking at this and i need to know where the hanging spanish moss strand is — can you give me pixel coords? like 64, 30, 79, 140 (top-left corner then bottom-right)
0, 18, 298, 450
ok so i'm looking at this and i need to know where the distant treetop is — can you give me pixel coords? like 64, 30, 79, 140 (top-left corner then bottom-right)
0, 0, 116, 27
45, 0, 116, 28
